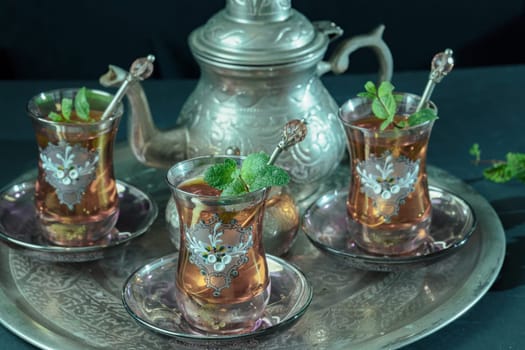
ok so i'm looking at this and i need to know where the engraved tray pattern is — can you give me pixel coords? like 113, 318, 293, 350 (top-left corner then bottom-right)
0, 146, 505, 350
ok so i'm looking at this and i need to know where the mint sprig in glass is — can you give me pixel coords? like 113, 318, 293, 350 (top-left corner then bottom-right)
358, 81, 438, 131
47, 87, 94, 122
203, 119, 307, 196
204, 152, 290, 196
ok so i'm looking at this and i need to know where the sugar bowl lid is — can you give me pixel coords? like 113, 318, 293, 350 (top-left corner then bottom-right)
189, 0, 333, 66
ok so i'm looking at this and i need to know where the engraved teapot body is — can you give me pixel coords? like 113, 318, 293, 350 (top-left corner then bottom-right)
179, 56, 348, 198
101, 0, 393, 200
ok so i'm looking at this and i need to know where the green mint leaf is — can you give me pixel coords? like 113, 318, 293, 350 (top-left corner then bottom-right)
371, 98, 387, 120
469, 145, 525, 184
250, 165, 290, 191
469, 143, 481, 159
74, 87, 90, 120
469, 143, 481, 165
381, 94, 397, 115
240, 152, 270, 185
382, 94, 397, 117
506, 152, 525, 179
364, 81, 377, 95
408, 108, 438, 127
377, 81, 394, 97
61, 98, 72, 120
515, 169, 525, 183
221, 176, 248, 196
516, 174, 525, 183
241, 152, 290, 190
367, 81, 396, 129
357, 91, 375, 99
371, 98, 392, 120
394, 94, 404, 104
358, 81, 438, 130
380, 119, 392, 131
204, 152, 290, 195
203, 158, 238, 190
48, 112, 63, 122
395, 120, 408, 129
483, 163, 512, 183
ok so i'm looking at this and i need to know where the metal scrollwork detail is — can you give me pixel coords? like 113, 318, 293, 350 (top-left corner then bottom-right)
9, 253, 170, 349
180, 76, 345, 184
203, 22, 312, 50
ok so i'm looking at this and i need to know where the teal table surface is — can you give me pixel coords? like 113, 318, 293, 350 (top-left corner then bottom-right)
0, 65, 524, 349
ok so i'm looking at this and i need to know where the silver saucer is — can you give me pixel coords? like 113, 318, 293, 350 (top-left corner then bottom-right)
0, 180, 158, 262
122, 253, 313, 342
302, 185, 477, 271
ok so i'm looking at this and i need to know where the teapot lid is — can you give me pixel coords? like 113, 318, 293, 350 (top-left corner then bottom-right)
189, 0, 332, 66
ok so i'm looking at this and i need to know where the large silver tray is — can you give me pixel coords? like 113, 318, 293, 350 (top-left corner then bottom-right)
0, 146, 505, 349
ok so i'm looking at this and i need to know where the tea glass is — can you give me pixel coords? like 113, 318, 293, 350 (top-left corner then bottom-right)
166, 156, 271, 335
27, 88, 123, 246
339, 93, 436, 256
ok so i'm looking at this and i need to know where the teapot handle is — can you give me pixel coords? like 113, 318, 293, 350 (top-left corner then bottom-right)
316, 23, 393, 82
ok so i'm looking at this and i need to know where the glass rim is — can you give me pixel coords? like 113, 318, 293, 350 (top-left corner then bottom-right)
26, 87, 123, 125
166, 155, 269, 202
338, 92, 437, 135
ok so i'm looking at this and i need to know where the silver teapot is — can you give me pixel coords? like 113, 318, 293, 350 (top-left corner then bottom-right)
101, 0, 392, 197
100, 0, 393, 254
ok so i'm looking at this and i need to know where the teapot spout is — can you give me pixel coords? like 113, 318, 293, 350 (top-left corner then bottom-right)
100, 65, 188, 168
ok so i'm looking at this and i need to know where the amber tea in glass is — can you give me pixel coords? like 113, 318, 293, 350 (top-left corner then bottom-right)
339, 93, 436, 255
27, 88, 123, 246
167, 156, 270, 334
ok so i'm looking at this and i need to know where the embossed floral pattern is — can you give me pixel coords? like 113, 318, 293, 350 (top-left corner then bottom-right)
40, 140, 99, 209
185, 215, 253, 296
356, 151, 420, 222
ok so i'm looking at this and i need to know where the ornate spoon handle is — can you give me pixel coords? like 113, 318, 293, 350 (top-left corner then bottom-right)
416, 49, 454, 112
101, 55, 155, 120
268, 119, 308, 165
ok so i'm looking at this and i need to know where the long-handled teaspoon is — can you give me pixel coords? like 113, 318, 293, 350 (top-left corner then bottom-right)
267, 119, 308, 165
416, 49, 455, 112
101, 55, 156, 120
